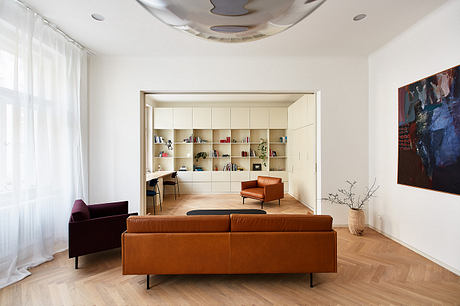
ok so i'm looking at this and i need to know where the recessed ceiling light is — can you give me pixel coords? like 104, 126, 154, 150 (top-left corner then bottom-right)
353, 14, 367, 21
91, 13, 105, 21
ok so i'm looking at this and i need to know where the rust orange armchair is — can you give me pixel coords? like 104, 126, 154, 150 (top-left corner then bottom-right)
240, 176, 284, 209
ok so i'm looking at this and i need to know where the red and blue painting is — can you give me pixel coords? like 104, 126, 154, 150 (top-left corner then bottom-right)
398, 65, 460, 195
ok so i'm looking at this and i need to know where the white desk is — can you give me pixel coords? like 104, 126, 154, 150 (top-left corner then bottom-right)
145, 171, 175, 214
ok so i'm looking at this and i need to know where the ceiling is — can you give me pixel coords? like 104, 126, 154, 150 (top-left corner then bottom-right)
24, 0, 446, 57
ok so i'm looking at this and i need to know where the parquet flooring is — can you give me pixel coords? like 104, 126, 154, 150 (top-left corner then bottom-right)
1, 194, 459, 305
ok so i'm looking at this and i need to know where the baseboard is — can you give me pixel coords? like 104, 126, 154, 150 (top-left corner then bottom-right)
368, 225, 460, 276
287, 192, 315, 211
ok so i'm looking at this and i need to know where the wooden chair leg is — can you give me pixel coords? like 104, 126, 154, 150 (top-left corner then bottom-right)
261, 201, 264, 209
174, 184, 176, 200
177, 181, 180, 197
242, 197, 245, 204
147, 275, 150, 290
310, 273, 313, 288
75, 256, 78, 269
279, 199, 281, 206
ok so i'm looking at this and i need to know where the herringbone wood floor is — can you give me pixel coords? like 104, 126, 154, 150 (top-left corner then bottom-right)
1, 194, 459, 305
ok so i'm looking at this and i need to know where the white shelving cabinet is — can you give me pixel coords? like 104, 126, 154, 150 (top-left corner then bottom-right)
153, 107, 289, 194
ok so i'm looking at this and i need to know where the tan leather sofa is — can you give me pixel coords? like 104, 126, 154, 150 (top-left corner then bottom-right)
122, 214, 337, 289
240, 176, 284, 209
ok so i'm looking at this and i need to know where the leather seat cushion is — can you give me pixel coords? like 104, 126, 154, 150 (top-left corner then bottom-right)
257, 176, 282, 187
127, 215, 230, 233
240, 188, 264, 199
231, 214, 333, 232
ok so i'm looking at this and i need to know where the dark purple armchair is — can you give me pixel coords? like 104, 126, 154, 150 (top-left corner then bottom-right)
69, 199, 137, 269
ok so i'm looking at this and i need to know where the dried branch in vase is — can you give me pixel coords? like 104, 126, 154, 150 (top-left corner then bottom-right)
322, 179, 379, 210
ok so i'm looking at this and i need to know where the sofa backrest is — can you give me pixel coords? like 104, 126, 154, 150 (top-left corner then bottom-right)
126, 215, 230, 233
230, 214, 332, 232
257, 176, 282, 187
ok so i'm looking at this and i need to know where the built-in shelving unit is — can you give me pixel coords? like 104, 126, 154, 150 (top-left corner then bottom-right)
153, 128, 286, 173
151, 107, 289, 194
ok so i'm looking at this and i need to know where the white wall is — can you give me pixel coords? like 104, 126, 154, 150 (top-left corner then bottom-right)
369, 0, 460, 274
89, 56, 369, 225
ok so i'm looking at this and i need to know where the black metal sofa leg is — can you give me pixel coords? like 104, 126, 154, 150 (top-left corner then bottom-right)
75, 256, 78, 269
242, 197, 245, 204
147, 274, 150, 289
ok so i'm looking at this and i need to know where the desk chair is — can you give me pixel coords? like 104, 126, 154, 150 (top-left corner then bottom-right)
163, 171, 180, 200
146, 178, 162, 214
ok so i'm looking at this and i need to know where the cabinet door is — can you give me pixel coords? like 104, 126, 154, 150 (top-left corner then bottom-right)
230, 171, 250, 182
212, 108, 230, 129
231, 108, 249, 129
177, 171, 193, 182
250, 108, 269, 129
212, 171, 230, 182
269, 108, 288, 129
250, 171, 269, 180
173, 108, 193, 129
193, 108, 212, 129
270, 171, 288, 182
212, 182, 230, 193
193, 171, 212, 182
154, 108, 173, 129
193, 182, 212, 193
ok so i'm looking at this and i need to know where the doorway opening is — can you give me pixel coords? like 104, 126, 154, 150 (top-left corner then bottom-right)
139, 92, 320, 216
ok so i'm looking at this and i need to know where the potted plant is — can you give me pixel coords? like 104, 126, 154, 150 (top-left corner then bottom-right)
257, 138, 268, 168
323, 179, 379, 236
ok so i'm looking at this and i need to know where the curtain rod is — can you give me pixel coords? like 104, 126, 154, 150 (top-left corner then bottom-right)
13, 0, 95, 55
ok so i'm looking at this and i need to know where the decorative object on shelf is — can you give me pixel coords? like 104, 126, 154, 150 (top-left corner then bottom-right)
183, 135, 193, 143
136, 0, 326, 43
166, 139, 173, 151
194, 151, 208, 162
154, 135, 164, 143
158, 151, 169, 157
179, 165, 187, 171
322, 179, 379, 236
257, 138, 268, 167
253, 163, 262, 171
398, 64, 460, 196
157, 164, 161, 171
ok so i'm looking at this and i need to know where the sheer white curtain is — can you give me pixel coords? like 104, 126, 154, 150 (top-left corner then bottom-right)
0, 0, 87, 288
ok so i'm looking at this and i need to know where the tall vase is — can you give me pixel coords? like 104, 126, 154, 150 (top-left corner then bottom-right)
348, 208, 365, 235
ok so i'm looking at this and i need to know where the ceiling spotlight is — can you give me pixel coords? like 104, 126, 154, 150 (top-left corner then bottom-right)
136, 0, 327, 43
353, 14, 367, 21
91, 13, 105, 21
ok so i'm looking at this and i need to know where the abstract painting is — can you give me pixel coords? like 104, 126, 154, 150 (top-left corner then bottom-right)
398, 65, 460, 195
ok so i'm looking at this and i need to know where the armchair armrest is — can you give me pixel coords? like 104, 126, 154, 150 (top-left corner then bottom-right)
241, 180, 258, 190
88, 201, 128, 218
264, 183, 284, 202
68, 212, 137, 258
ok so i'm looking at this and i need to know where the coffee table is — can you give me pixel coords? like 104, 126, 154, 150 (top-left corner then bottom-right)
186, 209, 266, 215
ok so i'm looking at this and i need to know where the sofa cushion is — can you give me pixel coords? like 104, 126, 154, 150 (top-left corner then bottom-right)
257, 176, 282, 187
127, 215, 230, 233
231, 214, 333, 232
240, 187, 264, 199
71, 199, 90, 222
